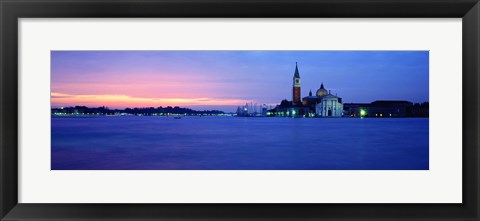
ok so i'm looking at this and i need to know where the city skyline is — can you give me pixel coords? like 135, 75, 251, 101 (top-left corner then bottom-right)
51, 50, 429, 112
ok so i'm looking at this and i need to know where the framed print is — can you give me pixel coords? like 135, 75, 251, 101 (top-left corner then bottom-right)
48, 50, 430, 171
1, 0, 479, 220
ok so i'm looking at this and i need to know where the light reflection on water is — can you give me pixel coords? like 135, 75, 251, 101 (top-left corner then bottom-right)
51, 116, 428, 170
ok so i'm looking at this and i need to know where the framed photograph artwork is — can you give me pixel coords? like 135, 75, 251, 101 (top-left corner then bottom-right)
1, 0, 479, 220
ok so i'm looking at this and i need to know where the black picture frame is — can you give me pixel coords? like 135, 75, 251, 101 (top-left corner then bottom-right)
1, 0, 479, 220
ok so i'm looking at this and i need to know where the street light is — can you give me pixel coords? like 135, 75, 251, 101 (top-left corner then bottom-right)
360, 109, 367, 117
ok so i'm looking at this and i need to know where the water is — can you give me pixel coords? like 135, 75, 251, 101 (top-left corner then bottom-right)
51, 117, 429, 170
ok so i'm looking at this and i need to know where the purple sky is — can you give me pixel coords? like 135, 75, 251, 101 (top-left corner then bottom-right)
51, 51, 429, 112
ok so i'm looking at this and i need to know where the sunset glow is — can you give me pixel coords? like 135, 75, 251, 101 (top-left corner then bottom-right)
51, 92, 251, 109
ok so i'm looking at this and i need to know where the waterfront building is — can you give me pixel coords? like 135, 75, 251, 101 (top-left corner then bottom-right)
302, 90, 321, 110
301, 83, 344, 117
271, 63, 344, 117
342, 103, 369, 117
316, 93, 344, 117
292, 62, 301, 104
316, 83, 328, 97
368, 100, 412, 117
236, 103, 270, 117
265, 63, 428, 118
343, 100, 428, 117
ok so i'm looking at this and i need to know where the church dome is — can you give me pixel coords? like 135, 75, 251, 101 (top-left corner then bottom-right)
316, 83, 328, 97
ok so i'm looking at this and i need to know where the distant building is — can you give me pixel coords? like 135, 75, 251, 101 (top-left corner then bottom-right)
343, 100, 428, 117
236, 103, 270, 117
263, 63, 428, 118
316, 93, 344, 117
271, 63, 344, 117
343, 103, 369, 117
369, 100, 412, 117
292, 62, 302, 104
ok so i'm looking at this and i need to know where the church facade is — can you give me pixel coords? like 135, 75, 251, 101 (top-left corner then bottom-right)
315, 94, 343, 117
271, 63, 344, 117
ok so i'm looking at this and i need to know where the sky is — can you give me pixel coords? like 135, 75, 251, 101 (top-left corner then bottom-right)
51, 51, 429, 112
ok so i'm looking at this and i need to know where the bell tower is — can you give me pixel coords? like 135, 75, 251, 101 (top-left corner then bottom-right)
292, 62, 301, 104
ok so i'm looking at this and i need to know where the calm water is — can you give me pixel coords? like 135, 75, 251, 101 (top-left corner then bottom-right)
51, 117, 429, 170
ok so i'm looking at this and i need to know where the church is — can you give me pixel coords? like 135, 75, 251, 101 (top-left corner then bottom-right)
271, 63, 344, 117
